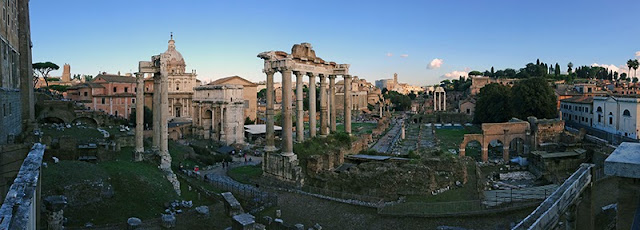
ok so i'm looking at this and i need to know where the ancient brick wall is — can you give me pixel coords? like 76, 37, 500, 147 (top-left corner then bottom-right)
535, 120, 565, 144
0, 90, 22, 144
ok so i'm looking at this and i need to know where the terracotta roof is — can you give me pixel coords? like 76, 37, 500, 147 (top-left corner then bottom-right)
93, 74, 136, 83
67, 82, 105, 90
560, 96, 594, 104
93, 93, 136, 97
208, 76, 257, 87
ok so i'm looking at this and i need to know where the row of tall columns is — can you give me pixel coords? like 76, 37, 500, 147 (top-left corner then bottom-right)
134, 73, 145, 161
434, 91, 446, 111
263, 70, 351, 155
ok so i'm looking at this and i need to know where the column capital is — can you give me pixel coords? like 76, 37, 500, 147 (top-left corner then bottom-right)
263, 69, 276, 75
343, 74, 352, 79
294, 70, 307, 76
328, 75, 337, 79
307, 72, 317, 77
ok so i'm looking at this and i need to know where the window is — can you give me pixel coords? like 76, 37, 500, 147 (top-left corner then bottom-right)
609, 117, 613, 125
132, 98, 135, 103
124, 87, 128, 93
623, 109, 631, 117
466, 109, 470, 114
597, 107, 602, 113
113, 87, 117, 93
598, 115, 602, 123
101, 98, 105, 104
244, 100, 249, 108
585, 108, 589, 113
84, 92, 88, 97
115, 110, 118, 116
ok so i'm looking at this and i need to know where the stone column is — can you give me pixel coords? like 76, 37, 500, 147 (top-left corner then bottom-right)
160, 72, 170, 170
295, 71, 305, 142
319, 74, 328, 136
443, 92, 446, 111
220, 106, 225, 143
18, 0, 35, 126
134, 73, 144, 161
152, 75, 161, 150
329, 75, 337, 132
265, 71, 277, 152
344, 75, 352, 135
281, 69, 294, 155
308, 73, 317, 138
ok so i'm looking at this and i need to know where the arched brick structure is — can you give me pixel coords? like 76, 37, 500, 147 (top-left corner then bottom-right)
459, 120, 531, 162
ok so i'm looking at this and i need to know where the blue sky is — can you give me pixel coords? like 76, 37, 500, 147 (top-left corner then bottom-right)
31, 0, 640, 85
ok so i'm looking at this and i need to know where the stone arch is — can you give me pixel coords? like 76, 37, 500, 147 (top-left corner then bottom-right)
202, 109, 213, 139
71, 117, 98, 127
459, 133, 483, 158
485, 138, 505, 162
169, 129, 181, 141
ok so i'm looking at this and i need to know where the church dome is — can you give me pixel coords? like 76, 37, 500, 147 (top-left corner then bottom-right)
162, 34, 186, 74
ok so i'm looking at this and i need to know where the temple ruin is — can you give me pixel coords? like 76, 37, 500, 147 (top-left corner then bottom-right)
258, 43, 352, 184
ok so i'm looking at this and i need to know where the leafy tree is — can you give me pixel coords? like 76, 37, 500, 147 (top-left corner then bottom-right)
490, 66, 495, 78
504, 68, 517, 78
48, 85, 69, 92
257, 88, 266, 100
383, 91, 411, 111
554, 63, 561, 76
567, 62, 573, 73
633, 59, 639, 79
621, 73, 628, 80
245, 117, 255, 125
510, 77, 557, 120
468, 71, 483, 76
408, 92, 416, 100
381, 88, 388, 95
32, 62, 60, 88
84, 75, 94, 81
129, 106, 153, 128
627, 59, 635, 79
474, 83, 512, 123
634, 77, 639, 83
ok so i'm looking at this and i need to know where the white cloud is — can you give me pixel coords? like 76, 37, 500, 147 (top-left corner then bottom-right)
442, 70, 468, 79
386, 53, 393, 57
428, 58, 443, 69
400, 54, 409, 58
636, 51, 640, 57
591, 63, 626, 73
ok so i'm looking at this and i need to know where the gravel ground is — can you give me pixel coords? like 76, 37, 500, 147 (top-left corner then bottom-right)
270, 189, 536, 230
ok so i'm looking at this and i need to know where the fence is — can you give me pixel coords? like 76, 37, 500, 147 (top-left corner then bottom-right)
301, 186, 395, 204
377, 186, 554, 217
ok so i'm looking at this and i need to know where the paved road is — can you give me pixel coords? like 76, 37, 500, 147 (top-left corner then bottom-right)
370, 120, 402, 153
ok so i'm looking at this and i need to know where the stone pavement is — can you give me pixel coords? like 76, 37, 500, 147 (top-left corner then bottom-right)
483, 184, 559, 207
370, 120, 402, 153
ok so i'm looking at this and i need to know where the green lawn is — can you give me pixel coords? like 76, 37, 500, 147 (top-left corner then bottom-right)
42, 143, 218, 227
228, 165, 263, 184
336, 122, 377, 135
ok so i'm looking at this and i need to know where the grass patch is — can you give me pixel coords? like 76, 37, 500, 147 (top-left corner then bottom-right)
293, 132, 352, 170
228, 165, 263, 185
336, 122, 377, 135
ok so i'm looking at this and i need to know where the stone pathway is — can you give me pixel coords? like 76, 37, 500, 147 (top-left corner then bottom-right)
370, 120, 402, 153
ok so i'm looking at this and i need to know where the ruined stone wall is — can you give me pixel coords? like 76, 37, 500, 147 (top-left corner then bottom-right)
0, 89, 22, 144
535, 120, 565, 144
262, 153, 303, 186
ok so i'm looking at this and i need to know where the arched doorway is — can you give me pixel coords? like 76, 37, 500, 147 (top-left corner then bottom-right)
487, 139, 504, 161
174, 103, 182, 118
464, 140, 482, 161
202, 109, 212, 139
509, 137, 525, 157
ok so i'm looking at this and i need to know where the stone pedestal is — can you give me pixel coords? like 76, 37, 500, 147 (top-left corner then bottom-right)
232, 213, 256, 230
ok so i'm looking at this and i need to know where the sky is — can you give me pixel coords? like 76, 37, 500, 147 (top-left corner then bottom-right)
30, 0, 640, 86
